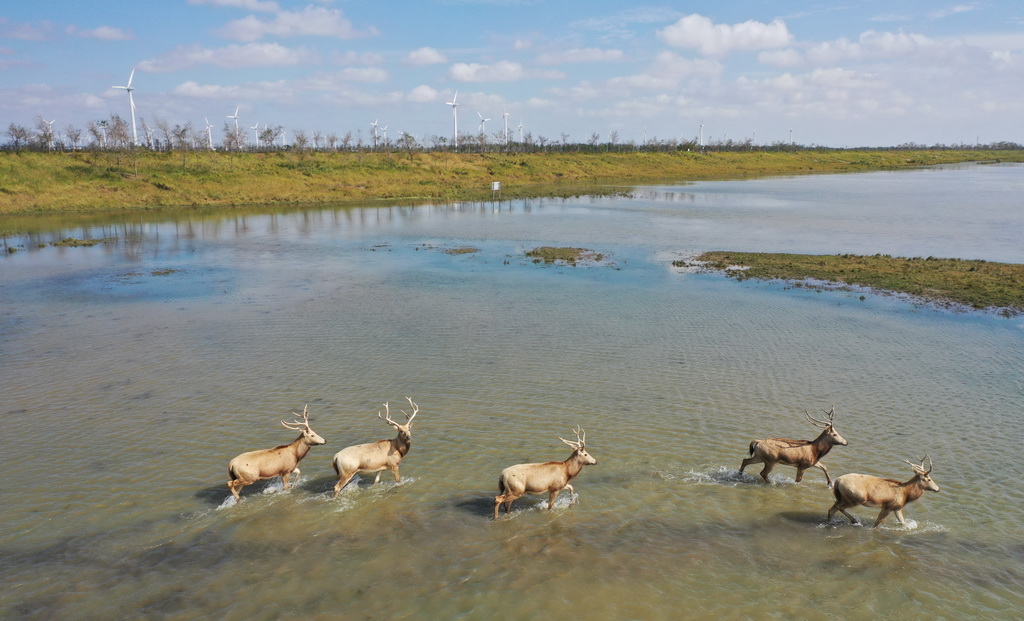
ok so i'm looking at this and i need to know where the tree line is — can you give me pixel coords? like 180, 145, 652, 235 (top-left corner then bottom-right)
5, 114, 1022, 154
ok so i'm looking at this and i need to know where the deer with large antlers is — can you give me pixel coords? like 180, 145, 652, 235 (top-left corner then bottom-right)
331, 398, 419, 496
493, 426, 597, 519
739, 404, 848, 485
227, 405, 327, 501
828, 455, 941, 527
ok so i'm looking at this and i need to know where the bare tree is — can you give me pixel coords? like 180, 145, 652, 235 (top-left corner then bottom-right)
258, 125, 276, 148
293, 129, 309, 152
6, 123, 30, 150
64, 124, 82, 150
156, 118, 173, 151
326, 132, 338, 150
341, 130, 353, 150
312, 129, 322, 150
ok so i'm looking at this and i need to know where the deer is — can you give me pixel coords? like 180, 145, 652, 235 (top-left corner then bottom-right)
332, 397, 419, 496
493, 426, 597, 519
739, 404, 848, 485
227, 405, 326, 501
828, 455, 940, 527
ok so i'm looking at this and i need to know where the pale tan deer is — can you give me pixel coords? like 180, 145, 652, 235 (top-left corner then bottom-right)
828, 455, 940, 527
493, 426, 597, 519
227, 405, 326, 501
739, 404, 848, 485
332, 398, 419, 496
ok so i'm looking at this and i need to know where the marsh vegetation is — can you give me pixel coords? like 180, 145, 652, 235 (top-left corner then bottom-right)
689, 251, 1024, 314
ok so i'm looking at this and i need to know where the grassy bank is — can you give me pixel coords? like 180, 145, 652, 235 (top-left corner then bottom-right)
2, 149, 1022, 214
691, 251, 1024, 315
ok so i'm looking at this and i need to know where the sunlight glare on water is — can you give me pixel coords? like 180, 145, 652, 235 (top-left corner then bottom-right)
1, 164, 1022, 619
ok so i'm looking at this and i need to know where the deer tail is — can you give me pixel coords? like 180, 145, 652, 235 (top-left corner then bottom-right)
748, 441, 758, 456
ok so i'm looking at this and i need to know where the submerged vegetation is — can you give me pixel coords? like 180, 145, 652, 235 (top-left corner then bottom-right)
1, 149, 1022, 215
689, 251, 1024, 314
527, 246, 605, 265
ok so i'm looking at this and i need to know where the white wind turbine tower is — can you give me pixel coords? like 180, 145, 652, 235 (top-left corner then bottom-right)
370, 119, 380, 149
250, 121, 259, 146
446, 91, 459, 148
503, 106, 510, 145
381, 124, 388, 146
227, 106, 240, 145
518, 119, 524, 143
477, 111, 490, 134
204, 117, 214, 150
44, 119, 55, 150
699, 123, 704, 148
112, 67, 138, 146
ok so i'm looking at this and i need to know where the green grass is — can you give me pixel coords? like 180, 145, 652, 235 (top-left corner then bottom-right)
526, 246, 605, 265
2, 149, 1022, 215
691, 251, 1024, 314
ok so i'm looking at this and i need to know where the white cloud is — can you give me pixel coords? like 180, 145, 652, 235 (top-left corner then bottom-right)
338, 67, 388, 83
0, 18, 52, 41
449, 61, 525, 82
658, 14, 792, 56
929, 3, 980, 20
219, 6, 372, 41
66, 25, 134, 41
608, 51, 721, 90
407, 85, 438, 103
332, 51, 384, 65
758, 48, 803, 67
536, 48, 624, 65
187, 0, 280, 11
406, 47, 447, 65
139, 42, 315, 73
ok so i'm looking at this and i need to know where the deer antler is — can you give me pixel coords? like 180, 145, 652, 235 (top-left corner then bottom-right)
401, 397, 419, 423
377, 401, 397, 426
904, 454, 932, 475
281, 404, 310, 430
560, 425, 586, 450
805, 403, 836, 428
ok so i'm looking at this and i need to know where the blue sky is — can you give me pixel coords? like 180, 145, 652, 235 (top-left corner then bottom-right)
2, 1, 1022, 147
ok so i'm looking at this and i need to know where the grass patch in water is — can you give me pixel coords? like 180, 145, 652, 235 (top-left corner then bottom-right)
51, 236, 113, 247
527, 246, 605, 265
687, 252, 1024, 315
443, 247, 480, 255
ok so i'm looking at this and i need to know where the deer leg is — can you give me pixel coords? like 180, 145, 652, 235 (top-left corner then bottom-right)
894, 509, 906, 525
228, 480, 243, 501
795, 466, 806, 483
739, 455, 762, 474
281, 471, 292, 490
813, 462, 832, 486
493, 495, 503, 519
333, 471, 357, 496
564, 484, 576, 505
873, 509, 892, 528
759, 462, 775, 483
391, 465, 401, 483
548, 490, 560, 510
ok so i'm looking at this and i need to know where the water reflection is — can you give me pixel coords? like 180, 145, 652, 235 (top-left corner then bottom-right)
1, 164, 1022, 619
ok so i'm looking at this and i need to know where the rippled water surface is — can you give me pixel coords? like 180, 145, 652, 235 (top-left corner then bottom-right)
2, 164, 1022, 619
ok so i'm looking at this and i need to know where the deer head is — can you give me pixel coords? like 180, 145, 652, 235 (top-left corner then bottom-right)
560, 426, 597, 465
805, 403, 848, 446
378, 397, 419, 442
280, 404, 327, 445
905, 455, 940, 492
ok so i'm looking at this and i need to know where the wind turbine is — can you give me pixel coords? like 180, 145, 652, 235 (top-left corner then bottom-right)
477, 111, 490, 134
381, 124, 388, 145
205, 117, 214, 150
227, 105, 240, 145
518, 119, 524, 143
699, 123, 704, 148
446, 91, 459, 147
370, 119, 380, 149
44, 119, 55, 150
250, 121, 259, 146
503, 106, 510, 145
789, 128, 794, 145
112, 67, 138, 146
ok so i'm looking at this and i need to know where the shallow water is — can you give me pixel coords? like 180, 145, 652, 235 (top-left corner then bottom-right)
2, 163, 1023, 619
